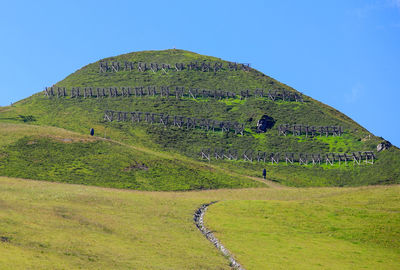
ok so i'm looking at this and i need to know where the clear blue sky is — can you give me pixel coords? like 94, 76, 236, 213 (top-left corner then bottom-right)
1, 0, 399, 146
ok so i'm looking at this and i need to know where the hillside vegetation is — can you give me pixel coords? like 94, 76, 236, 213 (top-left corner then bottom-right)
0, 123, 263, 191
0, 49, 399, 188
207, 186, 400, 269
0, 177, 398, 269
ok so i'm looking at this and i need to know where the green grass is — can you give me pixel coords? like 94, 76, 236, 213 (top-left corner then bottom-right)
297, 133, 364, 153
0, 122, 98, 147
205, 146, 400, 187
1, 49, 399, 270
1, 96, 397, 188
0, 123, 264, 191
206, 185, 400, 269
0, 49, 399, 188
0, 177, 230, 269
0, 177, 398, 269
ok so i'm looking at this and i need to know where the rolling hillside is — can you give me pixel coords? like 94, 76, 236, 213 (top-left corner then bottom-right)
0, 177, 398, 269
0, 49, 399, 188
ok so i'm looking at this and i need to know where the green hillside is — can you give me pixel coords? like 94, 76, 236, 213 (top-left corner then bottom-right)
0, 123, 263, 191
1, 177, 399, 269
0, 49, 399, 188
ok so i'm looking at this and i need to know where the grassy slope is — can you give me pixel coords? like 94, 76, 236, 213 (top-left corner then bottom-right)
0, 123, 264, 191
206, 186, 400, 269
0, 49, 399, 187
0, 177, 229, 269
0, 177, 398, 269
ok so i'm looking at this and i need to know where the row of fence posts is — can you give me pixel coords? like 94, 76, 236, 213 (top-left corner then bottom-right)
103, 110, 245, 135
43, 86, 304, 102
278, 124, 343, 137
99, 61, 251, 73
200, 149, 375, 165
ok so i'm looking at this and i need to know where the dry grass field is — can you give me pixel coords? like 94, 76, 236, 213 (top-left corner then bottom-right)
1, 176, 399, 269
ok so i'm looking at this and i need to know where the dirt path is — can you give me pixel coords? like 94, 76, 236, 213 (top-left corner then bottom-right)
194, 202, 245, 270
246, 176, 288, 189
13, 124, 285, 190
100, 136, 287, 189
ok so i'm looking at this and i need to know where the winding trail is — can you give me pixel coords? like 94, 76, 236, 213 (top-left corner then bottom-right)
194, 201, 245, 270
99, 137, 284, 189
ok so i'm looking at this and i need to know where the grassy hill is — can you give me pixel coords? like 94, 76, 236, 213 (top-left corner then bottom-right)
0, 123, 263, 191
0, 177, 398, 269
1, 49, 399, 270
0, 49, 399, 188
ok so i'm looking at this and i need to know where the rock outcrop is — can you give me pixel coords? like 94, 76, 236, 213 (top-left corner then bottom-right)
377, 140, 392, 152
194, 202, 245, 270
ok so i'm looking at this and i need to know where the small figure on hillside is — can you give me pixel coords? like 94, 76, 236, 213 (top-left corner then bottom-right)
90, 128, 94, 136
262, 168, 266, 179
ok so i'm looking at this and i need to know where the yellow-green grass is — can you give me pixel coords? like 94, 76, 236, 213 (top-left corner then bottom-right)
0, 122, 98, 147
0, 176, 229, 269
1, 176, 399, 269
206, 186, 400, 269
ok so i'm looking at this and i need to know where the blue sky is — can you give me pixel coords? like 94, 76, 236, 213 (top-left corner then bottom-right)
1, 0, 399, 146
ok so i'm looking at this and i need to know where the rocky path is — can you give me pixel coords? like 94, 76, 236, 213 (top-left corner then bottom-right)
193, 202, 245, 270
